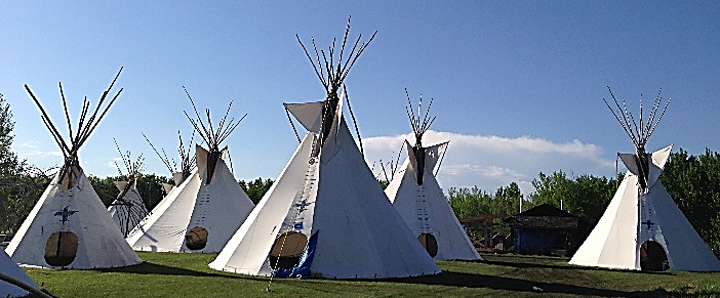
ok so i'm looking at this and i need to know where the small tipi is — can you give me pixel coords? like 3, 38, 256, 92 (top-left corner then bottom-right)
143, 131, 197, 199
1, 248, 40, 298
107, 139, 149, 237
209, 20, 440, 279
569, 88, 720, 271
385, 91, 481, 261
125, 89, 255, 253
6, 68, 142, 269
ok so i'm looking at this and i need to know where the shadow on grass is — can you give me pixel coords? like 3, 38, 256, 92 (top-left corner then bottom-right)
388, 271, 668, 298
478, 258, 675, 276
93, 261, 235, 279
87, 258, 682, 297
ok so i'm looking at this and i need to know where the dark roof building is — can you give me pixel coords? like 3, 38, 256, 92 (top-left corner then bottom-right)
505, 204, 586, 256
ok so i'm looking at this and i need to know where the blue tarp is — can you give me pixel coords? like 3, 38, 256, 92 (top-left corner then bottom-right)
272, 231, 319, 279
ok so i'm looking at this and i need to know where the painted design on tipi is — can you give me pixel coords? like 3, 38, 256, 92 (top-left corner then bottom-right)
569, 87, 720, 271
6, 68, 142, 269
209, 19, 440, 279
385, 90, 481, 261
54, 207, 79, 224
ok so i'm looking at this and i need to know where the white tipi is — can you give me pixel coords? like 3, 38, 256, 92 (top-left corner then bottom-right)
107, 140, 149, 237
385, 91, 481, 261
125, 90, 255, 253
569, 88, 720, 271
6, 68, 142, 269
209, 21, 440, 279
1, 248, 40, 298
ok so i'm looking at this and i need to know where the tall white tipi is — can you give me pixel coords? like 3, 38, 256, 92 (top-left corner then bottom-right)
569, 88, 720, 271
107, 140, 149, 237
385, 91, 481, 261
1, 248, 40, 298
126, 90, 255, 253
210, 20, 440, 279
6, 68, 142, 269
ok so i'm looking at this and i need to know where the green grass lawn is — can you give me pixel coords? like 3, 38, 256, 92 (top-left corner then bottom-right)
22, 252, 720, 298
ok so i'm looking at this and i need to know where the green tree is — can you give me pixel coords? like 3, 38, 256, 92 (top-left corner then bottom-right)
0, 167, 52, 233
570, 174, 618, 223
239, 177, 274, 204
528, 171, 617, 224
447, 183, 526, 219
0, 93, 31, 233
0, 93, 23, 177
447, 186, 493, 219
137, 174, 172, 210
447, 183, 525, 243
492, 182, 524, 216
528, 171, 572, 210
88, 175, 120, 207
662, 149, 720, 256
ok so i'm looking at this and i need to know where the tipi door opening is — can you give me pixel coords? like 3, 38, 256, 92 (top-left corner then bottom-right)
269, 231, 308, 269
185, 226, 209, 250
418, 233, 438, 257
44, 231, 78, 267
640, 240, 669, 271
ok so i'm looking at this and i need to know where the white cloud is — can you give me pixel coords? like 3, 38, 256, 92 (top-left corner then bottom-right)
14, 141, 62, 158
443, 164, 526, 181
17, 141, 40, 149
107, 157, 124, 170
363, 130, 615, 195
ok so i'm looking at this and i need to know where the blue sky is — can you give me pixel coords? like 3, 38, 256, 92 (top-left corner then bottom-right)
1, 1, 718, 195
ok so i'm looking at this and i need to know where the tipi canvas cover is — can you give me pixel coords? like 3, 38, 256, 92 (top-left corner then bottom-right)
7, 169, 142, 269
1, 248, 40, 297
210, 21, 439, 279
126, 93, 254, 253
386, 141, 481, 261
569, 88, 720, 271
7, 68, 142, 269
385, 93, 480, 261
569, 145, 720, 271
126, 146, 254, 252
210, 100, 440, 279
